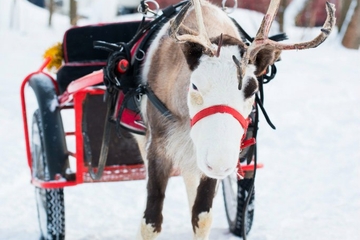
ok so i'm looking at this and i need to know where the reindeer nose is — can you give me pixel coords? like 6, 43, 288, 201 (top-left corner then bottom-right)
206, 161, 230, 173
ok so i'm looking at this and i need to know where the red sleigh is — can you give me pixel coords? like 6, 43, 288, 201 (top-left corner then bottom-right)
20, 6, 263, 240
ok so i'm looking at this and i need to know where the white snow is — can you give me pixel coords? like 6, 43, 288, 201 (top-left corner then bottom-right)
48, 95, 59, 112
0, 0, 359, 239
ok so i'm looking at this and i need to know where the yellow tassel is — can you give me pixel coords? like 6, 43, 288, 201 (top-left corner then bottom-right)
43, 42, 63, 71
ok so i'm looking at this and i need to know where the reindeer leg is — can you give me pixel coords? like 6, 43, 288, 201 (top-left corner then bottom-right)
190, 176, 217, 240
182, 172, 200, 214
137, 143, 172, 240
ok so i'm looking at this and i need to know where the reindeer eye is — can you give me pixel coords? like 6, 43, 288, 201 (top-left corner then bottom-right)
192, 83, 198, 91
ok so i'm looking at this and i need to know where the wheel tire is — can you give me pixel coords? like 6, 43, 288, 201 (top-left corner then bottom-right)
32, 110, 65, 240
222, 173, 255, 237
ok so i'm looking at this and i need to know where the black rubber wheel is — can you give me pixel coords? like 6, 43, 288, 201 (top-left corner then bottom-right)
32, 110, 65, 240
222, 173, 255, 237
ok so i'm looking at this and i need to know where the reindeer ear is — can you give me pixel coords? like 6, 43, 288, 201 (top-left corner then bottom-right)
253, 46, 281, 76
180, 42, 204, 71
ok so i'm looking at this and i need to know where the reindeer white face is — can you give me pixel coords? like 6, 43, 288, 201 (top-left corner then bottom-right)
170, 0, 335, 179
186, 44, 258, 179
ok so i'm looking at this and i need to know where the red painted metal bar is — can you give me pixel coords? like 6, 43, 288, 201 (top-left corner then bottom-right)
73, 88, 107, 185
20, 75, 34, 171
74, 91, 86, 185
83, 164, 147, 183
66, 70, 103, 94
20, 58, 59, 173
31, 159, 258, 188
37, 57, 51, 72
31, 164, 148, 188
31, 178, 78, 189
242, 162, 264, 172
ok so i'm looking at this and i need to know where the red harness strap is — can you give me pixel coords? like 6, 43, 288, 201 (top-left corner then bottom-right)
191, 105, 248, 129
190, 105, 256, 178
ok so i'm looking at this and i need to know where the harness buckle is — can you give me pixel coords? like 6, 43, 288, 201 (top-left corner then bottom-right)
138, 0, 160, 18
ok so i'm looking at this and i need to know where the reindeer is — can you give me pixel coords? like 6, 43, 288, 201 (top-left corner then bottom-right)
133, 0, 335, 239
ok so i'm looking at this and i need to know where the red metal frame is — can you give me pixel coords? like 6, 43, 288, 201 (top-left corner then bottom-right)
20, 59, 152, 189
21, 59, 263, 189
20, 58, 59, 173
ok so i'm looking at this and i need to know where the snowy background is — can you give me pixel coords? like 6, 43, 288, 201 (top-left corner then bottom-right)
0, 0, 359, 239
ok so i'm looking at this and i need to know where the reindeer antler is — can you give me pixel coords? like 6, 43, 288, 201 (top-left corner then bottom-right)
169, 0, 217, 56
170, 0, 336, 85
240, 0, 336, 79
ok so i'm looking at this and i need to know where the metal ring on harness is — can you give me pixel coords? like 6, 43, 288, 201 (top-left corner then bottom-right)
222, 0, 238, 14
138, 0, 160, 18
135, 49, 146, 61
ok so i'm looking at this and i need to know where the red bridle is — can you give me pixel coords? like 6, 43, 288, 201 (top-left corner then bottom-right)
190, 105, 256, 178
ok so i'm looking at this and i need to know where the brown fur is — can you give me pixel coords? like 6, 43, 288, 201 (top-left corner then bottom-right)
210, 34, 247, 52
243, 77, 258, 99
252, 45, 281, 76
146, 1, 241, 118
140, 3, 240, 235
191, 177, 217, 232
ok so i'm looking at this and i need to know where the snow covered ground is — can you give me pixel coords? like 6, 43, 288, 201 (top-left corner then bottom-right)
0, 0, 359, 239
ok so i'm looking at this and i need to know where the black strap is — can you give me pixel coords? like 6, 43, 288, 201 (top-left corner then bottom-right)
93, 41, 132, 91
256, 94, 276, 130
229, 18, 285, 130
230, 17, 252, 44
127, 1, 188, 48
230, 13, 288, 240
129, 2, 190, 120
139, 85, 174, 119
230, 16, 288, 44
256, 75, 276, 129
94, 1, 189, 93
83, 93, 113, 180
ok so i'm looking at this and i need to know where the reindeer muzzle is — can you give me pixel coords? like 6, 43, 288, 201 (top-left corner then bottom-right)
190, 105, 255, 151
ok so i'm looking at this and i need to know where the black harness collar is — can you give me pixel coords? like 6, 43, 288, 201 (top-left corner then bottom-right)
96, 1, 287, 133
138, 85, 174, 119
94, 1, 188, 124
